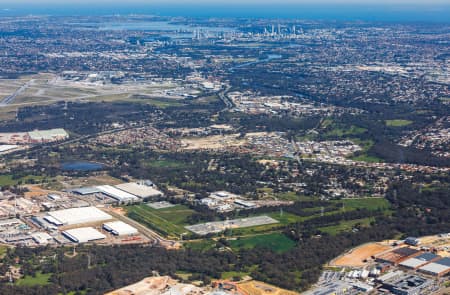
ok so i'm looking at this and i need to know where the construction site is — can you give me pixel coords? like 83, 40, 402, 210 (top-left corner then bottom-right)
105, 276, 299, 295
308, 235, 450, 295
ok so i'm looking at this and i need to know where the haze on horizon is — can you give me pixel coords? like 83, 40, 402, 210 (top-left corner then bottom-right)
2, 0, 449, 4
1, 0, 448, 22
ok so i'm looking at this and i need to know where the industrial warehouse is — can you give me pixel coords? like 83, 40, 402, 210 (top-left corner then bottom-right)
309, 235, 450, 295
418, 257, 450, 277
72, 181, 164, 204
375, 247, 421, 265
62, 227, 106, 243
96, 185, 141, 203
114, 182, 163, 200
44, 206, 113, 226
398, 253, 441, 270
103, 221, 139, 236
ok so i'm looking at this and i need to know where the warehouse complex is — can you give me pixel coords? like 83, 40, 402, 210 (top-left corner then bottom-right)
44, 207, 112, 226
374, 246, 450, 278
62, 227, 106, 243
379, 271, 434, 295
398, 253, 441, 270
418, 257, 450, 277
115, 182, 163, 199
103, 221, 138, 236
375, 247, 421, 265
72, 181, 164, 204
97, 185, 140, 203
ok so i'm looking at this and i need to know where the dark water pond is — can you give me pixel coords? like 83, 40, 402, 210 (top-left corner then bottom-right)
61, 161, 104, 171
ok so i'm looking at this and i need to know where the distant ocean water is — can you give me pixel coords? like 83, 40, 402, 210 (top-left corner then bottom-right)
0, 3, 449, 23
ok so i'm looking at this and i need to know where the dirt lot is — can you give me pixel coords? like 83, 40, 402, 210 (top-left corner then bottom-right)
330, 243, 391, 267
110, 207, 126, 215
24, 185, 62, 198
238, 281, 299, 295
181, 134, 246, 150
53, 174, 122, 190
420, 235, 450, 257
106, 276, 206, 295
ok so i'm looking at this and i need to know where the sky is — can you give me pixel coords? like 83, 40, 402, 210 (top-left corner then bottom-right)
1, 0, 449, 3
0, 0, 448, 22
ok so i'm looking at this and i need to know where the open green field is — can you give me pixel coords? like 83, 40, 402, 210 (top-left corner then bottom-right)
334, 198, 390, 211
15, 272, 51, 287
230, 210, 337, 236
385, 119, 413, 127
348, 139, 383, 163
274, 191, 298, 201
221, 271, 250, 280
319, 217, 374, 235
127, 197, 390, 240
351, 154, 383, 163
0, 174, 45, 186
184, 239, 216, 251
229, 233, 296, 253
0, 245, 9, 257
229, 198, 390, 236
140, 97, 186, 108
144, 159, 187, 169
319, 118, 367, 137
126, 204, 194, 238
325, 125, 367, 137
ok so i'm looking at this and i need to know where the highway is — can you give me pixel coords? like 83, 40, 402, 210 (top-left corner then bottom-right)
217, 85, 233, 113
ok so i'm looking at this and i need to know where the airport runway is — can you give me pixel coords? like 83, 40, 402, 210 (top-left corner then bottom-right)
0, 79, 33, 107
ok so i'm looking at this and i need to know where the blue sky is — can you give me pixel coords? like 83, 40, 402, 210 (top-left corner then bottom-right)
1, 0, 448, 21
2, 0, 449, 3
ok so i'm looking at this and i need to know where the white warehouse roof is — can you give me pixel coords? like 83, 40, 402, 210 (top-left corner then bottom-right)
97, 185, 139, 202
419, 262, 450, 275
419, 258, 450, 275
0, 145, 18, 153
31, 232, 53, 245
103, 221, 138, 236
115, 182, 163, 199
28, 128, 68, 141
46, 206, 112, 226
399, 253, 440, 269
62, 227, 106, 243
